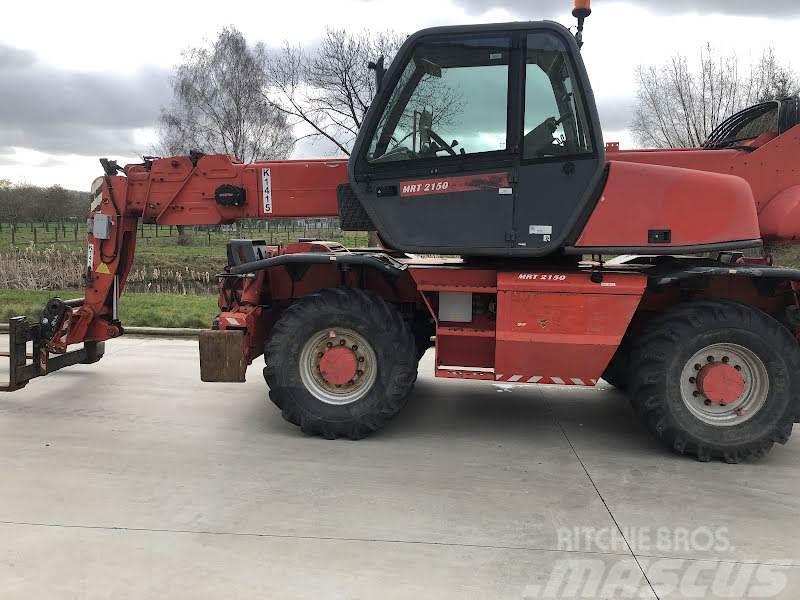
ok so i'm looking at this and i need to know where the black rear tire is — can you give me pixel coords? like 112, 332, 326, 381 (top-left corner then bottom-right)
602, 341, 630, 391
628, 301, 798, 463
264, 288, 417, 440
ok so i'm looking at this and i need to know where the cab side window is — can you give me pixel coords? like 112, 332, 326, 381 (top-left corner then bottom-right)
523, 32, 593, 160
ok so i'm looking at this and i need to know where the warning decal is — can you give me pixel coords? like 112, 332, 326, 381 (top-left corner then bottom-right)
399, 172, 510, 197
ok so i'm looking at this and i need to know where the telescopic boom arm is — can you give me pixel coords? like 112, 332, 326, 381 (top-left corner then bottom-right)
1, 153, 347, 391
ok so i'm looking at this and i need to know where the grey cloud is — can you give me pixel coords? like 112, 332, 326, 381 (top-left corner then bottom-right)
595, 96, 635, 131
0, 45, 35, 68
458, 0, 800, 17
0, 44, 171, 158
0, 150, 69, 168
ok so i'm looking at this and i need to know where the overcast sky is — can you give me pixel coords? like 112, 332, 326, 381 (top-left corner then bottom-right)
1, 0, 798, 190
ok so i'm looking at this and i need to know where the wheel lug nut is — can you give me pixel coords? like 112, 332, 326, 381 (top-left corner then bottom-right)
326, 342, 333, 348
705, 399, 712, 406
734, 365, 742, 371
318, 352, 324, 358
352, 345, 358, 351
689, 377, 696, 384
348, 380, 354, 386
707, 356, 714, 362
693, 391, 701, 397
357, 370, 363, 376
722, 356, 730, 363
694, 364, 701, 371
339, 340, 346, 346
358, 356, 365, 362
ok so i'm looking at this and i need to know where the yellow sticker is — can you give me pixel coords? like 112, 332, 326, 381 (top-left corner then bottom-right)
96, 263, 111, 275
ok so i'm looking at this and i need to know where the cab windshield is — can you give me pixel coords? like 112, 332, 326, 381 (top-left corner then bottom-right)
367, 31, 594, 164
368, 35, 511, 163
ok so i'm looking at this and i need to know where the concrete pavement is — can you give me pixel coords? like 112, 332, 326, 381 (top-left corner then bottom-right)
1, 336, 798, 599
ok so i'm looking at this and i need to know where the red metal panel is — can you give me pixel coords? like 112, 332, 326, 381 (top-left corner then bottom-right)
409, 266, 497, 291
126, 155, 345, 225
436, 335, 495, 369
575, 161, 760, 248
756, 185, 800, 240
605, 124, 800, 241
495, 271, 646, 381
256, 159, 347, 218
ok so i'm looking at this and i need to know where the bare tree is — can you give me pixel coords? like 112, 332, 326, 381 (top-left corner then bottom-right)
44, 185, 71, 222
265, 28, 405, 155
0, 180, 27, 224
752, 48, 800, 103
266, 28, 466, 158
632, 45, 799, 148
159, 27, 294, 162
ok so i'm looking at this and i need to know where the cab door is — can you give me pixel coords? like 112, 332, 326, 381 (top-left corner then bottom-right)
349, 31, 519, 255
512, 29, 605, 253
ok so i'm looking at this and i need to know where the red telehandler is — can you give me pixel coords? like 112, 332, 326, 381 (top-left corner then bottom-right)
4, 2, 800, 463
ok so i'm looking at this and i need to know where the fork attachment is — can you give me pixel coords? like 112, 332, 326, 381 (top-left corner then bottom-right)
1, 316, 105, 392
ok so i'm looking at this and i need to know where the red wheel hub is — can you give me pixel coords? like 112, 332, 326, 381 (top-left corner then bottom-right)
318, 346, 358, 386
696, 363, 745, 405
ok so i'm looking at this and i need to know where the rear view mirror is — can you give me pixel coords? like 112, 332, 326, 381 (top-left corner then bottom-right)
418, 58, 442, 78
368, 56, 386, 91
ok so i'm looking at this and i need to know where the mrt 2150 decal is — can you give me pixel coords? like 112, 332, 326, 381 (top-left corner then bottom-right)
399, 173, 510, 197
518, 273, 567, 281
262, 168, 272, 214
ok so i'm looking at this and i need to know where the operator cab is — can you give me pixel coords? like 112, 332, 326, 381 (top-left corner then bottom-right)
703, 96, 800, 150
349, 21, 605, 256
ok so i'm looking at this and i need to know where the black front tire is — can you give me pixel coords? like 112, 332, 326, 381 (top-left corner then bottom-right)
628, 301, 798, 463
264, 288, 417, 440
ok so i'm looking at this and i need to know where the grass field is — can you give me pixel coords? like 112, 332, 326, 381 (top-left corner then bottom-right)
0, 221, 370, 328
0, 221, 371, 296
0, 289, 219, 329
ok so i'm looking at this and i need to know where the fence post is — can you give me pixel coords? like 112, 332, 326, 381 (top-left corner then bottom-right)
74, 222, 78, 241
11, 223, 15, 245
33, 227, 37, 245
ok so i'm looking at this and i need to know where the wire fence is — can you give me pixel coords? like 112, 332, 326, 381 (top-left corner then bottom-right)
0, 219, 370, 251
